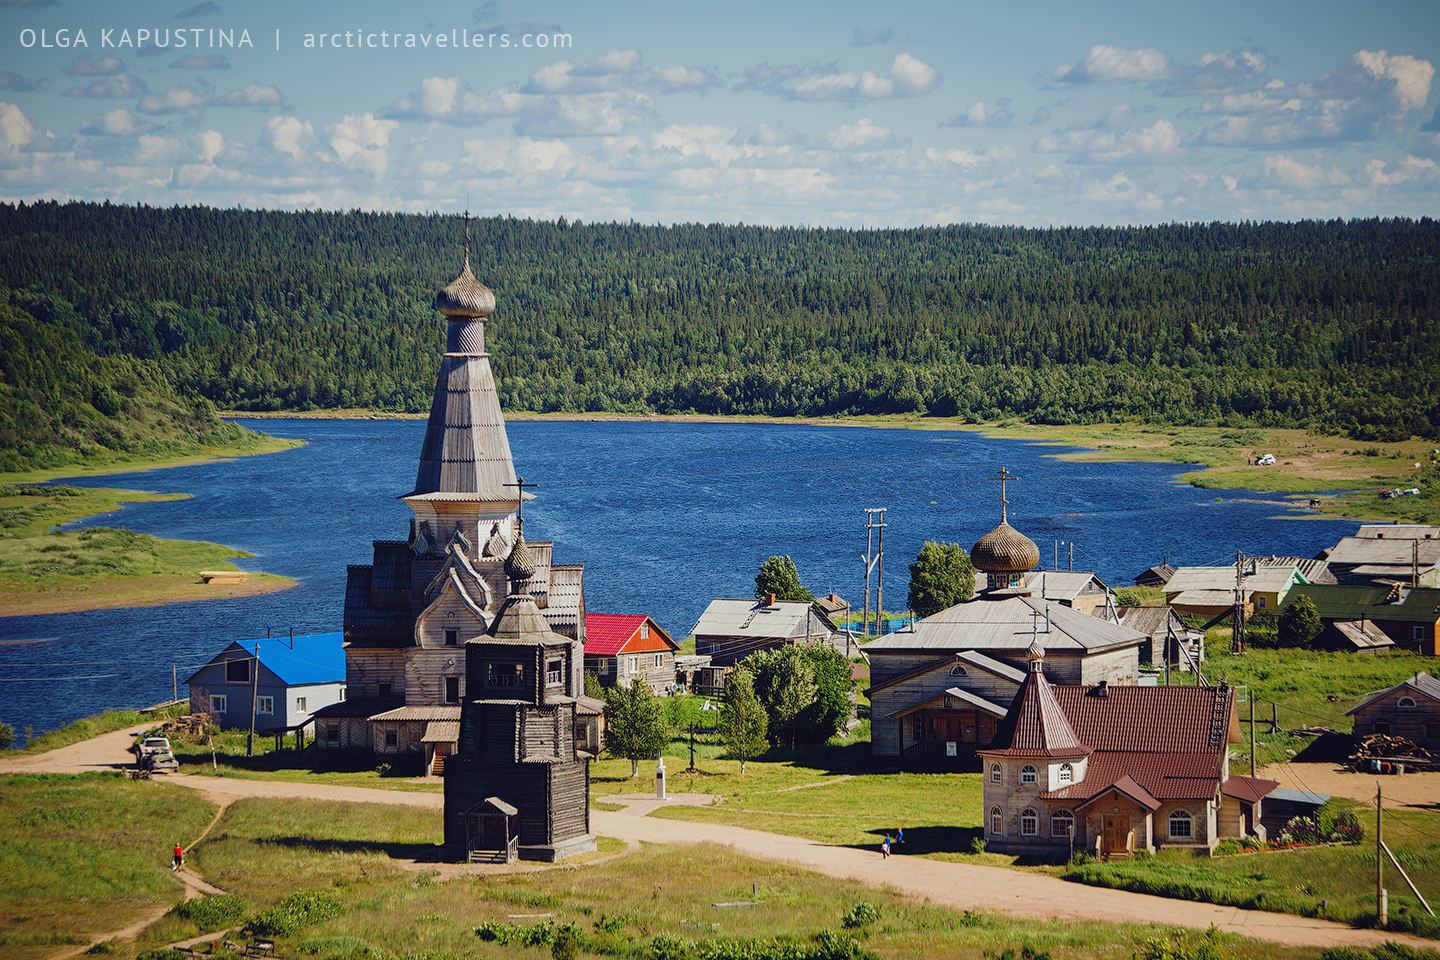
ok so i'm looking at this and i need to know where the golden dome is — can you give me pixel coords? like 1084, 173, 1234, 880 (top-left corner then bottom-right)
970, 520, 1040, 573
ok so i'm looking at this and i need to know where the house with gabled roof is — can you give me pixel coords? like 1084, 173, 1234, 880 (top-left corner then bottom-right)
865, 650, 1023, 767
979, 642, 1262, 859
583, 613, 679, 694
1164, 564, 1308, 619
691, 596, 838, 666
1345, 672, 1440, 745
1277, 583, 1440, 656
186, 633, 346, 737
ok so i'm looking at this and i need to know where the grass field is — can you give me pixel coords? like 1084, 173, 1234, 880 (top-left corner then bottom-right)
0, 776, 1351, 960
0, 773, 216, 959
0, 484, 294, 616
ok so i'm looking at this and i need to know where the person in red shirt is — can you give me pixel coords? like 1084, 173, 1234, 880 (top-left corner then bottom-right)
172, 843, 184, 871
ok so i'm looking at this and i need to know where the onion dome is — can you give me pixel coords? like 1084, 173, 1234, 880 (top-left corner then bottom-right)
504, 536, 537, 586
1026, 639, 1045, 661
434, 257, 496, 318
970, 520, 1040, 573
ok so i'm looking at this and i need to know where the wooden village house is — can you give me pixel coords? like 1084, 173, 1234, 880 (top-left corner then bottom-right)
313, 230, 586, 762
1345, 671, 1440, 745
691, 596, 839, 667
583, 613, 680, 693
1277, 584, 1440, 656
187, 632, 345, 742
979, 641, 1269, 859
1163, 563, 1308, 620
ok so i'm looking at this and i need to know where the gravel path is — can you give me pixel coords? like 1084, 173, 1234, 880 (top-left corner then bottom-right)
5, 730, 1437, 952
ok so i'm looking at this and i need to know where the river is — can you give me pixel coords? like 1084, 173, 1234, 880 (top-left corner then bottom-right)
0, 418, 1357, 737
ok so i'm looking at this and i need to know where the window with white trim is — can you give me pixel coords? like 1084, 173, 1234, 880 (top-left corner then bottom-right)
1020, 809, 1038, 836
641, 622, 650, 639
990, 763, 1002, 783
654, 653, 663, 668
598, 658, 610, 675
295, 697, 306, 713
257, 696, 273, 715
1416, 626, 1426, 641
1051, 810, 1074, 838
1397, 696, 1416, 709
950, 665, 968, 677
990, 806, 1003, 834
1058, 762, 1073, 783
211, 694, 228, 714
1021, 764, 1037, 784
1168, 809, 1193, 839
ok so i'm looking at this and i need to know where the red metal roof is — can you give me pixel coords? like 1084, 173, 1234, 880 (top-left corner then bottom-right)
583, 614, 677, 656
985, 665, 1090, 759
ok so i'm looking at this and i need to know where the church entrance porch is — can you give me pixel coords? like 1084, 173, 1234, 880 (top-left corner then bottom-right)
898, 707, 992, 771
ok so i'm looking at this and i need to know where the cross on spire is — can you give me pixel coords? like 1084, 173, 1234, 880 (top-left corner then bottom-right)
987, 467, 1017, 523
503, 476, 538, 529
462, 209, 472, 267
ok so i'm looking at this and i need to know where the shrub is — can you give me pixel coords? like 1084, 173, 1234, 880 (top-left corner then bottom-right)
296, 937, 382, 960
649, 934, 691, 960
177, 894, 248, 932
970, 837, 988, 854
247, 891, 344, 938
841, 902, 880, 929
553, 925, 580, 960
1318, 949, 1373, 960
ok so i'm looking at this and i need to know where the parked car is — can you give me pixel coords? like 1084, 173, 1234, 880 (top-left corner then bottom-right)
142, 750, 179, 774
1256, 454, 1276, 465
133, 735, 173, 757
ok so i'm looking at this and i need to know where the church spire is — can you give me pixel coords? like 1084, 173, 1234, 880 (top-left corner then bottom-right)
403, 214, 526, 549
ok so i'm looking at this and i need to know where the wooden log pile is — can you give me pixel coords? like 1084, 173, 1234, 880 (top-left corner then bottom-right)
162, 714, 214, 741
1348, 734, 1438, 771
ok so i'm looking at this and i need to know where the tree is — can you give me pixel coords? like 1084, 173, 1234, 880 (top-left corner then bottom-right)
717, 668, 768, 774
0, 721, 13, 751
1278, 595, 1323, 648
908, 541, 975, 616
755, 555, 813, 602
603, 677, 669, 777
742, 645, 816, 750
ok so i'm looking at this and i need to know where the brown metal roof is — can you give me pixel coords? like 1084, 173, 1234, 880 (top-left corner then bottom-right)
986, 665, 1091, 759
1051, 684, 1237, 753
1223, 774, 1279, 804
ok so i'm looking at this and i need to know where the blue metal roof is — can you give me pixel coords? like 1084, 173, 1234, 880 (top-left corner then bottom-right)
187, 632, 345, 688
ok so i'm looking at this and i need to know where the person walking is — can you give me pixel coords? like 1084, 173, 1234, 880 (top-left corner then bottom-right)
172, 843, 184, 871
880, 836, 890, 859
896, 826, 904, 850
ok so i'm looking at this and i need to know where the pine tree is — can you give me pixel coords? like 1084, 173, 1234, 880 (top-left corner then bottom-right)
603, 677, 669, 777
717, 668, 768, 774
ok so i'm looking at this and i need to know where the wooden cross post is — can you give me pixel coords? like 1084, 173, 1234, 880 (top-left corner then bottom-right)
987, 467, 1017, 523
502, 476, 539, 530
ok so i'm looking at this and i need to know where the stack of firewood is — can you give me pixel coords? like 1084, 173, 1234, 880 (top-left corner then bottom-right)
1348, 733, 1437, 771
162, 714, 214, 740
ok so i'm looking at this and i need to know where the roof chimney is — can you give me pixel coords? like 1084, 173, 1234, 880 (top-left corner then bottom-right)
1095, 679, 1108, 698
766, 593, 776, 607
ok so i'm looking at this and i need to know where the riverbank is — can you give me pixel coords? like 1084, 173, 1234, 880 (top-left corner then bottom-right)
227, 410, 1436, 524
0, 438, 304, 617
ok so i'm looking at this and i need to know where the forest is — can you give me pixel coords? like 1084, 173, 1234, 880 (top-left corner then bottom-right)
1, 202, 1436, 449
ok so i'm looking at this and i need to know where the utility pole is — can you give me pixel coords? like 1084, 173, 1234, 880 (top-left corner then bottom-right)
1377, 782, 1386, 927
247, 640, 259, 757
1069, 542, 1073, 572
876, 512, 885, 632
861, 508, 886, 638
172, 664, 178, 705
1232, 550, 1246, 654
1249, 688, 1256, 777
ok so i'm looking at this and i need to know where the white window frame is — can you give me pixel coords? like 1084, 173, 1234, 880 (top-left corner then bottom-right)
598, 658, 610, 675
1051, 810, 1074, 838
950, 665, 968, 677
654, 653, 663, 668
629, 656, 638, 674
257, 696, 273, 715
1021, 764, 1037, 784
211, 694, 228, 714
990, 806, 1003, 834
1168, 809, 1193, 839
1058, 762, 1073, 783
1020, 809, 1038, 836
295, 697, 306, 713
641, 622, 650, 639
1415, 626, 1426, 641
990, 763, 1002, 783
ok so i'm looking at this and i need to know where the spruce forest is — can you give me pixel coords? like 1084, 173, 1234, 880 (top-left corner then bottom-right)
1, 202, 1436, 455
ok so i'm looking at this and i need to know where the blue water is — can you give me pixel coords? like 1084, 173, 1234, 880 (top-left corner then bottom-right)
0, 418, 1357, 737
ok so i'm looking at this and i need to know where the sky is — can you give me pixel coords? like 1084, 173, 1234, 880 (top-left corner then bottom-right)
2, 0, 1439, 227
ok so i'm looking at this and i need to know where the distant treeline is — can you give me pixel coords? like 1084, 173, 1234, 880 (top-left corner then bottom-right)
1, 201, 1436, 439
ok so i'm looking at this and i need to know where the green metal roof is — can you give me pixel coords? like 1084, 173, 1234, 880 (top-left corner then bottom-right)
1277, 584, 1440, 623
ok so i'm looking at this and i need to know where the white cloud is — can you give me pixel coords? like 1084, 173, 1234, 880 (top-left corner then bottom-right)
219, 82, 283, 107
1034, 118, 1182, 164
1151, 49, 1269, 96
64, 55, 123, 76
826, 118, 896, 150
79, 107, 154, 137
170, 54, 230, 70
327, 113, 399, 176
924, 145, 1022, 169
1049, 45, 1172, 85
1262, 153, 1349, 189
943, 99, 1019, 128
138, 85, 213, 116
385, 73, 656, 136
0, 101, 38, 150
63, 74, 147, 99
263, 115, 314, 159
194, 129, 223, 162
746, 52, 940, 101
1353, 50, 1432, 112
1365, 155, 1438, 186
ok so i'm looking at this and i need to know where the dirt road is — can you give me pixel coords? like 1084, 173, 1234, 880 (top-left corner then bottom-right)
4, 731, 1436, 952
1259, 761, 1440, 811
